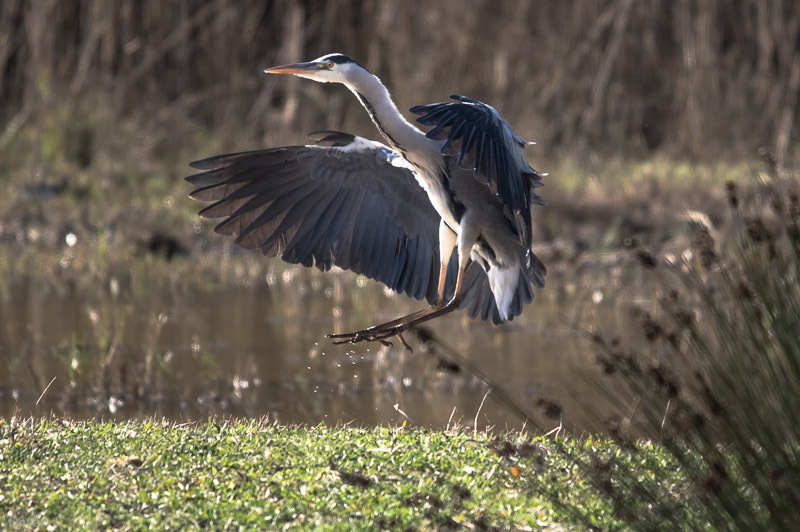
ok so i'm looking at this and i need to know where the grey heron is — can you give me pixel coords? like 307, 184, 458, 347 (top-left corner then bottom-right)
186, 53, 546, 346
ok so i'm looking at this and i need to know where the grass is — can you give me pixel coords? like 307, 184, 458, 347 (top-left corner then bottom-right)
0, 417, 694, 530
553, 155, 757, 196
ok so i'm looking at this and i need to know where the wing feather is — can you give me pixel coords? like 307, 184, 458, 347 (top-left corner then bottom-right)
187, 130, 533, 321
411, 95, 547, 252
187, 134, 443, 303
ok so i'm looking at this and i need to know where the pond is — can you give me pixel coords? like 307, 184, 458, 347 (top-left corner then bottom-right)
0, 249, 655, 434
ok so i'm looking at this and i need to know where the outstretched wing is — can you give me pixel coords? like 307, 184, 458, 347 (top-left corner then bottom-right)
410, 95, 545, 254
187, 131, 439, 302
187, 130, 520, 322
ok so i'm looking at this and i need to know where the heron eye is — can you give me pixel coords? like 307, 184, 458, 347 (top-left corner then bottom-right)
325, 61, 334, 69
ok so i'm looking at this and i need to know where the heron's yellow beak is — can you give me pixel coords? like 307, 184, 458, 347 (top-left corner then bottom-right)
264, 61, 318, 75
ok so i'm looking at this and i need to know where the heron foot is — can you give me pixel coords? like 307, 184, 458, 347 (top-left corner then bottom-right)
326, 323, 409, 347
325, 299, 460, 350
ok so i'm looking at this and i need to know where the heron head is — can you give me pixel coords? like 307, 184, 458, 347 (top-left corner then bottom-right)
264, 53, 363, 85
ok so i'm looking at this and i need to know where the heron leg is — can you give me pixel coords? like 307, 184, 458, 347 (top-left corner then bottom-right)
327, 222, 468, 348
327, 297, 462, 346
327, 259, 467, 347
326, 260, 449, 342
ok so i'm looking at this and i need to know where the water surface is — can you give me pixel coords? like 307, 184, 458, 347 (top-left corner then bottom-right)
0, 255, 652, 433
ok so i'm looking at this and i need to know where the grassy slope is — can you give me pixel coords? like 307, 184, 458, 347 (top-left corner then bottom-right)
0, 418, 692, 530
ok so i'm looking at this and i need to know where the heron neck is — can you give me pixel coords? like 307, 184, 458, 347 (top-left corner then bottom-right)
347, 74, 439, 168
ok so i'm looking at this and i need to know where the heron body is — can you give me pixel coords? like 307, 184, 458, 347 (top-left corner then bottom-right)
187, 54, 546, 343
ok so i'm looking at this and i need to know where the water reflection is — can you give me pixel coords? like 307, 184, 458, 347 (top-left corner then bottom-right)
0, 256, 652, 433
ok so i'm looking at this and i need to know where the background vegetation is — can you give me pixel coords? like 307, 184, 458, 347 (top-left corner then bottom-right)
2, 0, 799, 166
581, 176, 800, 530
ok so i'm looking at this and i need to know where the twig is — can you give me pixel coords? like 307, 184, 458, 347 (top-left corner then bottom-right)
661, 399, 671, 441
36, 377, 57, 405
474, 388, 492, 435
393, 403, 416, 425
545, 416, 564, 439
447, 406, 457, 431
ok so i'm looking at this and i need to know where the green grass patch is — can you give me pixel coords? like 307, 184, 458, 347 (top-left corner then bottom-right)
0, 418, 695, 530
551, 155, 757, 196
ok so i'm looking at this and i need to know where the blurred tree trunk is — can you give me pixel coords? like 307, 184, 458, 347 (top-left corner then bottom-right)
774, 54, 800, 174
1, 0, 799, 164
572, 0, 633, 160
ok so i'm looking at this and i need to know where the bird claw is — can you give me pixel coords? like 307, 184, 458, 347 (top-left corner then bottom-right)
395, 333, 413, 352
326, 324, 409, 349
326, 300, 461, 350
